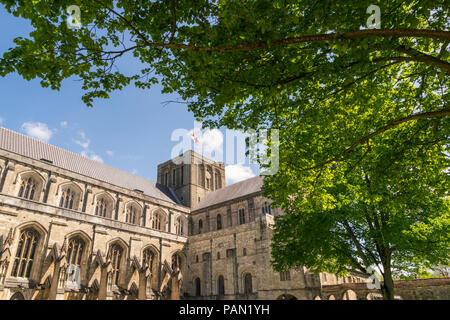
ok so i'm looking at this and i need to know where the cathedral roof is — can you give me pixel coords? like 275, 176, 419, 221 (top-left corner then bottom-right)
193, 175, 264, 211
0, 126, 182, 205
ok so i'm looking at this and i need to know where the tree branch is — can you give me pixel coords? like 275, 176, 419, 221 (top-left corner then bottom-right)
300, 108, 450, 172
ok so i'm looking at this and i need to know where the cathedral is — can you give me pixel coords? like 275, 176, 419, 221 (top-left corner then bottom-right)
0, 126, 369, 300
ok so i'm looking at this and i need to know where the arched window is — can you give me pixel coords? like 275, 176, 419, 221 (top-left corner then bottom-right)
152, 212, 165, 231
126, 205, 138, 225
59, 188, 76, 210
215, 171, 222, 189
10, 292, 25, 300
198, 219, 203, 234
216, 214, 222, 230
218, 275, 225, 296
67, 237, 85, 266
66, 236, 85, 285
244, 273, 253, 294
262, 201, 271, 215
18, 176, 39, 200
175, 218, 183, 235
239, 209, 245, 225
172, 253, 182, 271
195, 277, 201, 296
11, 229, 40, 278
142, 248, 155, 271
95, 197, 109, 217
110, 244, 123, 285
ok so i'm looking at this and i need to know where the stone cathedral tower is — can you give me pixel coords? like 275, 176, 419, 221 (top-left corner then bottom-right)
157, 150, 225, 208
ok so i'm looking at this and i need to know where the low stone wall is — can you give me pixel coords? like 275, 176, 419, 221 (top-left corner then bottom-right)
320, 277, 450, 300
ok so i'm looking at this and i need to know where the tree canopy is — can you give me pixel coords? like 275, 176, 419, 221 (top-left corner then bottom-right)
0, 0, 448, 299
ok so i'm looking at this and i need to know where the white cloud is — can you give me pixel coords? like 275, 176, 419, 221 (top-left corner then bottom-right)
21, 122, 53, 142
201, 128, 223, 153
60, 121, 68, 128
188, 127, 223, 156
74, 131, 90, 149
106, 150, 114, 157
225, 163, 256, 185
81, 150, 104, 163
75, 131, 103, 163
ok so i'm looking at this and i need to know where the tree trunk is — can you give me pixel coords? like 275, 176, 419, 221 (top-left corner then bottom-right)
381, 266, 395, 300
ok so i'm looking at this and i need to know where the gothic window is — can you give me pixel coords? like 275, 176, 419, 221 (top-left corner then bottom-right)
239, 209, 246, 225
95, 196, 110, 217
215, 171, 221, 189
217, 252, 220, 260
110, 244, 123, 286
66, 236, 85, 284
195, 255, 199, 263
67, 237, 85, 266
152, 212, 165, 231
198, 219, 203, 234
172, 253, 182, 270
172, 169, 176, 185
126, 205, 138, 225
243, 248, 247, 256
216, 214, 222, 230
244, 273, 253, 294
11, 229, 40, 278
206, 178, 210, 189
262, 201, 271, 215
218, 275, 225, 296
142, 248, 155, 271
195, 277, 201, 296
59, 187, 76, 210
164, 172, 168, 185
18, 176, 39, 200
175, 217, 183, 235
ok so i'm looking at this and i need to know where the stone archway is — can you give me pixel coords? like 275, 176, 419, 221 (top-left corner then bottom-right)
277, 294, 298, 300
10, 292, 25, 300
342, 289, 358, 300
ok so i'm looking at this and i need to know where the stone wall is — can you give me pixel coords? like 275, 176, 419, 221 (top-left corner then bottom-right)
0, 151, 189, 300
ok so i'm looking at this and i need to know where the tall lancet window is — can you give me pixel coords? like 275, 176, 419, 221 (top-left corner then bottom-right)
60, 188, 75, 209
11, 229, 40, 278
111, 244, 123, 285
67, 237, 84, 266
126, 205, 137, 224
18, 177, 38, 200
95, 197, 108, 217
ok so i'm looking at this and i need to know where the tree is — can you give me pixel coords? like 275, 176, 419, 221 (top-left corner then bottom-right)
268, 117, 449, 299
0, 0, 448, 299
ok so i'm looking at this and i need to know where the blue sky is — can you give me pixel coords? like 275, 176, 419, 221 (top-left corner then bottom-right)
0, 5, 260, 185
